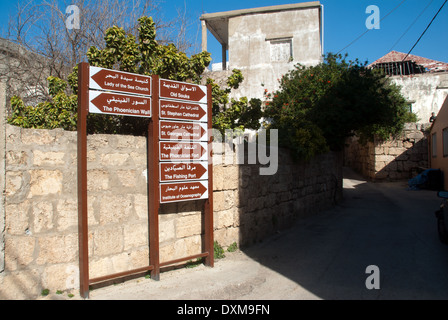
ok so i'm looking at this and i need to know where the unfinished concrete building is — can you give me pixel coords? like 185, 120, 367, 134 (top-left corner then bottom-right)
200, 1, 324, 100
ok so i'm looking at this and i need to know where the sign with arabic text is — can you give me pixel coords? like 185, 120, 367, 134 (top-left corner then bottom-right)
160, 181, 208, 204
160, 79, 207, 104
89, 91, 152, 117
89, 66, 152, 96
159, 120, 207, 141
160, 162, 208, 182
159, 141, 208, 161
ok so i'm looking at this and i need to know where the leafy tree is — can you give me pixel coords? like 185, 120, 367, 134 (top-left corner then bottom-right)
207, 69, 262, 134
8, 16, 262, 135
264, 53, 417, 160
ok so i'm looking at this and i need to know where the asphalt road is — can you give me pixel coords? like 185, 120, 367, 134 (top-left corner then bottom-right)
82, 168, 448, 300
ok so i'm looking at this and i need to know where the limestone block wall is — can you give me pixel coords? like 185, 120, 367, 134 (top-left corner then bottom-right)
0, 125, 342, 299
344, 125, 429, 181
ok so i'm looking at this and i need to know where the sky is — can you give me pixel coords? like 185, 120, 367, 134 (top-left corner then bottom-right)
0, 0, 447, 66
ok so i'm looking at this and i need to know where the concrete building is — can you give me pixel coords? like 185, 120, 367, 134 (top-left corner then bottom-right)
429, 96, 448, 189
200, 2, 324, 100
370, 51, 448, 125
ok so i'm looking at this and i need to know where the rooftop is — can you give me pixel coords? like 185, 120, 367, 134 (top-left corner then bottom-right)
370, 50, 448, 73
200, 1, 321, 47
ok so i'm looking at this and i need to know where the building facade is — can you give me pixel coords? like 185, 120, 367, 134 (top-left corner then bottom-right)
200, 2, 323, 100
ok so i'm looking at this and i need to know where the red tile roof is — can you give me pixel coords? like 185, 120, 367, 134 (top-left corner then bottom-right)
369, 51, 448, 73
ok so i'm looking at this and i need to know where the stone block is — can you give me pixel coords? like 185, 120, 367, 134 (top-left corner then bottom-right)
42, 263, 79, 291
215, 207, 237, 229
124, 223, 148, 250
376, 155, 395, 164
36, 234, 78, 265
101, 153, 130, 167
116, 170, 137, 188
93, 226, 124, 256
129, 248, 150, 269
56, 199, 78, 231
99, 195, 133, 225
5, 236, 35, 271
32, 150, 65, 166
29, 170, 63, 197
176, 214, 202, 238
87, 170, 109, 191
0, 269, 41, 299
130, 152, 147, 167
33, 201, 54, 233
213, 190, 235, 212
6, 150, 28, 167
159, 235, 201, 263
5, 202, 30, 235
134, 194, 148, 220
21, 129, 55, 145
159, 218, 176, 243
5, 171, 27, 199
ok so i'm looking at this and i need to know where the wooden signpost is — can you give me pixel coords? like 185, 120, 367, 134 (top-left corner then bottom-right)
77, 63, 213, 299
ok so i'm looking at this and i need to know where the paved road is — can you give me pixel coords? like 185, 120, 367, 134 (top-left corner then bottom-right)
85, 168, 448, 300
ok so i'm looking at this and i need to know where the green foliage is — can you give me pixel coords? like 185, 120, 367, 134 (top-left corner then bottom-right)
8, 79, 78, 131
8, 16, 261, 135
214, 241, 225, 259
8, 16, 211, 135
264, 53, 416, 160
227, 242, 238, 253
208, 69, 263, 134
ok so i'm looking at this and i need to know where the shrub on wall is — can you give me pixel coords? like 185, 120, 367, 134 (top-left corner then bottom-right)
264, 53, 417, 160
8, 16, 262, 136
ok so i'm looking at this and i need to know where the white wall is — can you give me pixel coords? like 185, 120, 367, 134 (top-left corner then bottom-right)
390, 72, 448, 124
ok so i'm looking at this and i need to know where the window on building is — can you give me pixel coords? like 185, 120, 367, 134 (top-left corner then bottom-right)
432, 133, 437, 158
269, 38, 293, 62
443, 128, 448, 157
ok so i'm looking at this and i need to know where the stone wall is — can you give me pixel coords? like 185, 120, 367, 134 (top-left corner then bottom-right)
344, 124, 429, 181
0, 125, 342, 299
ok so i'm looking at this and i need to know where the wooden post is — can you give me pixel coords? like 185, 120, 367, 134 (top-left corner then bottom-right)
148, 75, 160, 280
77, 62, 90, 299
204, 84, 214, 267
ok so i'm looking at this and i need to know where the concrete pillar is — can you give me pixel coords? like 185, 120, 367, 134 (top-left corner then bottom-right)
201, 20, 207, 52
222, 44, 227, 71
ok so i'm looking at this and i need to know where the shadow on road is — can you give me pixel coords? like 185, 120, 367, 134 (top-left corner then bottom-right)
241, 168, 448, 299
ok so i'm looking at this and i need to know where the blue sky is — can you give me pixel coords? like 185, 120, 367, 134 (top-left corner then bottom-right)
1, 0, 447, 65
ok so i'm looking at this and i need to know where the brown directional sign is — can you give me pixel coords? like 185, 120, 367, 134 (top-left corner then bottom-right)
160, 120, 207, 141
89, 91, 151, 117
159, 142, 207, 161
89, 66, 152, 96
159, 99, 207, 122
160, 181, 208, 203
160, 162, 208, 182
160, 79, 207, 104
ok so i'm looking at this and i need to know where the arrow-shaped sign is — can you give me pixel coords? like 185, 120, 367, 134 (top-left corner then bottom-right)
159, 99, 207, 122
160, 120, 207, 141
89, 91, 152, 118
89, 66, 152, 96
160, 162, 208, 182
159, 142, 208, 161
160, 181, 208, 203
160, 79, 207, 104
